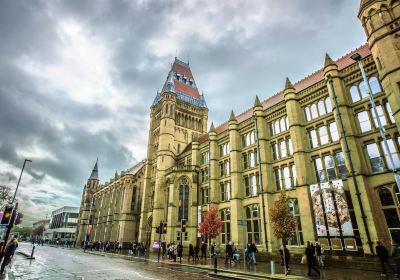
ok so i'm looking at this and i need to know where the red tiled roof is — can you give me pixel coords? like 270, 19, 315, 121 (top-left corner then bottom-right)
174, 80, 200, 99
198, 43, 371, 143
172, 62, 193, 78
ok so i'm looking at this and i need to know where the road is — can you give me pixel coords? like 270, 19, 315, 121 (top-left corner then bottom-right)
10, 243, 215, 280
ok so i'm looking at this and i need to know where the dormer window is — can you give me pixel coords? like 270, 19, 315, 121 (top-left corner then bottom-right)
183, 76, 187, 83
189, 78, 193, 86
176, 73, 181, 81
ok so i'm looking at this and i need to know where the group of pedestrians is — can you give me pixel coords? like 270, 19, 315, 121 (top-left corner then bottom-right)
376, 241, 400, 277
127, 242, 147, 256
245, 242, 258, 264
224, 241, 240, 264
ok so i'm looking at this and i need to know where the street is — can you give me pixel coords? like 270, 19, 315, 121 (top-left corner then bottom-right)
9, 243, 214, 280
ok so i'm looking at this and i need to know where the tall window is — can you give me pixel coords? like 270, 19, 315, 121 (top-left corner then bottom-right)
220, 208, 231, 244
305, 106, 311, 121
335, 152, 347, 179
369, 76, 381, 94
325, 97, 332, 112
243, 131, 255, 146
201, 188, 209, 205
246, 205, 261, 244
220, 181, 231, 202
386, 102, 395, 124
357, 111, 372, 133
272, 143, 278, 160
324, 155, 336, 181
314, 158, 326, 183
329, 122, 339, 142
244, 174, 258, 197
178, 177, 189, 221
280, 140, 287, 158
200, 152, 209, 165
288, 199, 304, 246
271, 117, 289, 136
275, 165, 296, 190
318, 100, 326, 115
350, 85, 360, 103
349, 76, 381, 103
309, 129, 319, 148
371, 105, 387, 127
318, 126, 329, 145
311, 104, 318, 119
220, 160, 230, 176
378, 186, 400, 243
381, 139, 400, 169
220, 142, 230, 157
366, 143, 384, 172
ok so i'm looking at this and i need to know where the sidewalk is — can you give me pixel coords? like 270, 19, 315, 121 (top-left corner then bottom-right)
80, 248, 388, 279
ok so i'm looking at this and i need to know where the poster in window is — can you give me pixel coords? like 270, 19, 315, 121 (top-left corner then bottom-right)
310, 184, 327, 236
332, 180, 354, 236
321, 183, 339, 236
344, 238, 357, 251
331, 238, 343, 250
318, 238, 330, 250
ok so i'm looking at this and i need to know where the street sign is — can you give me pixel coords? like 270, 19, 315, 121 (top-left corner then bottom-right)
237, 220, 246, 226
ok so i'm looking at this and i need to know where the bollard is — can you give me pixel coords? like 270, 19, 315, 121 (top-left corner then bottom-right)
29, 245, 35, 259
213, 254, 217, 274
270, 260, 275, 275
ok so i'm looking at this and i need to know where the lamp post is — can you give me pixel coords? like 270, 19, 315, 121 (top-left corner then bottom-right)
351, 53, 400, 193
12, 159, 32, 204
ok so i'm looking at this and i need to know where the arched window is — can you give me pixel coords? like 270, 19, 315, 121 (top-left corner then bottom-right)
378, 185, 400, 243
288, 199, 304, 246
220, 208, 231, 244
245, 204, 261, 244
318, 100, 326, 116
369, 76, 381, 94
178, 177, 189, 221
280, 118, 286, 132
325, 97, 332, 113
275, 121, 280, 134
305, 106, 311, 121
350, 85, 361, 103
359, 81, 369, 99
311, 104, 318, 119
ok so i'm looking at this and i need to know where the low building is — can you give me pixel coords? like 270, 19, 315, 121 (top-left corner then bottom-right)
47, 206, 79, 242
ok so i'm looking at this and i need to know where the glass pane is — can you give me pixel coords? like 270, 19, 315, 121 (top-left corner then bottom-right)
370, 157, 385, 172
371, 105, 387, 127
254, 233, 260, 244
350, 86, 360, 103
381, 139, 400, 169
280, 118, 286, 132
311, 104, 318, 119
367, 143, 381, 158
247, 221, 252, 232
325, 97, 332, 112
275, 121, 280, 134
253, 220, 259, 232
305, 107, 311, 121
383, 209, 400, 228
386, 102, 395, 124
248, 233, 252, 244
329, 122, 339, 142
369, 76, 381, 94
318, 100, 326, 116
246, 207, 251, 218
286, 117, 289, 130
359, 81, 368, 99
280, 141, 287, 158
310, 130, 318, 148
379, 187, 395, 206
319, 126, 329, 145
357, 111, 371, 133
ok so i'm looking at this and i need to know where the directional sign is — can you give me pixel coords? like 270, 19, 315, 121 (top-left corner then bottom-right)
237, 220, 246, 226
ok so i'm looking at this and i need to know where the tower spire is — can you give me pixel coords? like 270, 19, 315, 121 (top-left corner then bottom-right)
89, 159, 99, 180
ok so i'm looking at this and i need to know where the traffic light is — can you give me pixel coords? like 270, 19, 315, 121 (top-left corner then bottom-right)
162, 223, 167, 234
1, 205, 13, 225
181, 219, 187, 232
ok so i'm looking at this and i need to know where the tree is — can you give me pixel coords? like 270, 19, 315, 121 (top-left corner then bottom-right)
269, 190, 296, 275
198, 207, 223, 245
0, 185, 12, 209
14, 212, 24, 225
32, 224, 45, 237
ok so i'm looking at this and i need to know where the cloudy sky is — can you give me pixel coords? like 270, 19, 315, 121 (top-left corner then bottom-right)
0, 0, 366, 226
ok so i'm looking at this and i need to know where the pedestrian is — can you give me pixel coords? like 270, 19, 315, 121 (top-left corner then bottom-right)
170, 242, 176, 262
200, 241, 207, 260
0, 239, 18, 274
194, 243, 200, 261
391, 241, 400, 276
376, 241, 396, 277
225, 241, 232, 264
249, 242, 258, 264
162, 241, 166, 257
305, 241, 320, 277
279, 245, 291, 275
315, 242, 324, 269
177, 243, 183, 262
188, 244, 195, 262
245, 243, 251, 262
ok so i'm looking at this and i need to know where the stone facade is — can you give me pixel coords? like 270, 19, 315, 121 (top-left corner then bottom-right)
75, 160, 145, 246
138, 0, 400, 256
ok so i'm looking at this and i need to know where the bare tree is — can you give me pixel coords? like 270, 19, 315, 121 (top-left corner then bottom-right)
0, 185, 12, 209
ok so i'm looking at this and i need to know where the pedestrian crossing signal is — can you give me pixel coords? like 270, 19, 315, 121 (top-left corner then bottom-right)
181, 219, 187, 232
1, 205, 13, 225
162, 223, 167, 234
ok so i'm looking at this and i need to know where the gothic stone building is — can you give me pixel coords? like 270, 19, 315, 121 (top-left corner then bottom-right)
75, 160, 145, 245
138, 0, 400, 255
77, 0, 400, 256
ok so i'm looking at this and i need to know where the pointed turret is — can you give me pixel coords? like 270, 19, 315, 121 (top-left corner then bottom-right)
89, 160, 99, 180
253, 95, 262, 108
114, 171, 118, 179
324, 53, 336, 68
285, 77, 294, 90
209, 122, 216, 133
229, 110, 237, 122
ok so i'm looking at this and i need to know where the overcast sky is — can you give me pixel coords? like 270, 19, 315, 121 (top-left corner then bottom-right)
0, 0, 366, 226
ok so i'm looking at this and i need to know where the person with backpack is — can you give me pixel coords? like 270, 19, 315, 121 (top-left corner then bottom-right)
377, 241, 396, 277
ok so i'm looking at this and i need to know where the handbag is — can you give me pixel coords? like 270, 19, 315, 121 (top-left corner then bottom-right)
301, 255, 307, 264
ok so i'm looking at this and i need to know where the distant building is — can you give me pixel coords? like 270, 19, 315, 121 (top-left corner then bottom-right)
32, 219, 50, 230
47, 206, 79, 242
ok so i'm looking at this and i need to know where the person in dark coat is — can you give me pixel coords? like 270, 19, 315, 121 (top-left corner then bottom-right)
376, 241, 396, 276
177, 243, 183, 262
249, 243, 258, 264
225, 241, 233, 264
279, 245, 291, 274
200, 242, 207, 260
305, 241, 320, 277
194, 244, 200, 261
188, 244, 195, 262
0, 239, 18, 274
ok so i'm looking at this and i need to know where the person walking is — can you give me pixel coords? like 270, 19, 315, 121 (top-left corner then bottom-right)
305, 241, 320, 277
225, 241, 233, 264
0, 239, 18, 274
249, 242, 258, 264
194, 243, 200, 261
188, 244, 195, 262
376, 241, 396, 277
315, 242, 324, 269
391, 241, 400, 277
279, 245, 291, 274
177, 243, 183, 262
200, 242, 207, 260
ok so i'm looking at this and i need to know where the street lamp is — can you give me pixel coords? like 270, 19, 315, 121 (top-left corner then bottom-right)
12, 159, 32, 204
351, 53, 400, 193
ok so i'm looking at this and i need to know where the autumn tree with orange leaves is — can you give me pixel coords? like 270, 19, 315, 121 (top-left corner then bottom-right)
198, 207, 223, 244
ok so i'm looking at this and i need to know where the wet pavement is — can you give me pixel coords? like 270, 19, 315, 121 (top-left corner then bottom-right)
10, 243, 215, 280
